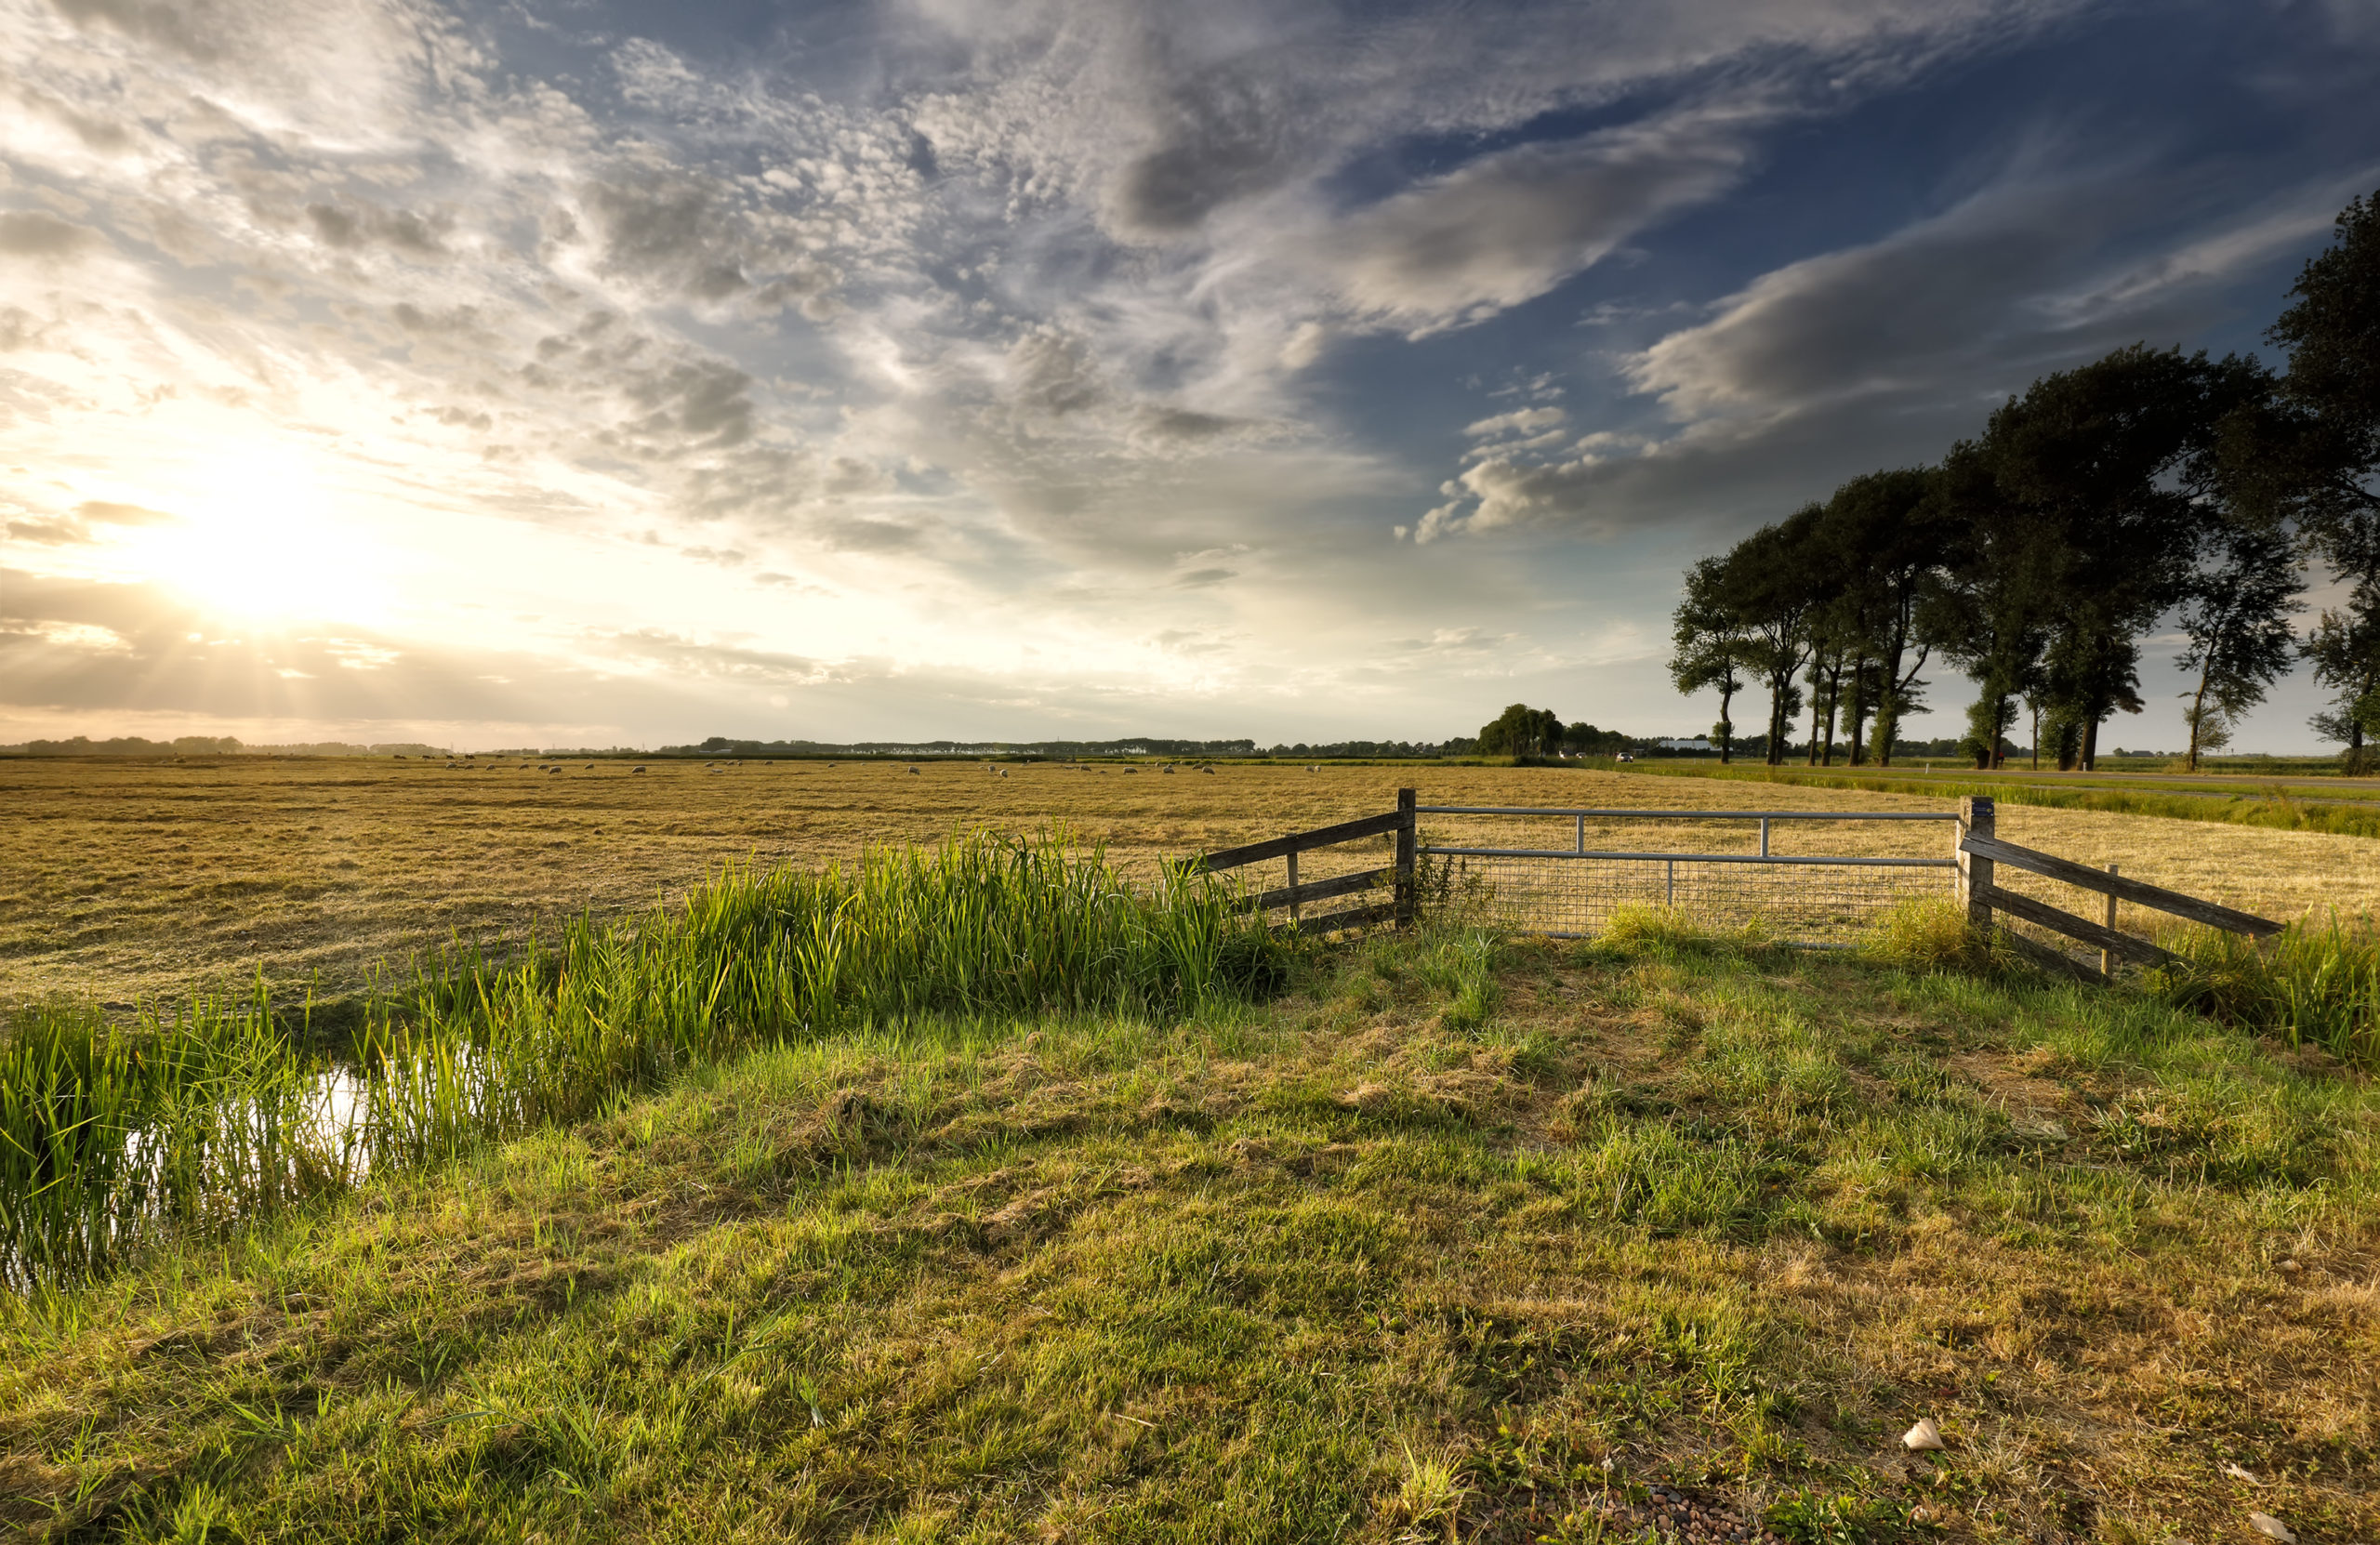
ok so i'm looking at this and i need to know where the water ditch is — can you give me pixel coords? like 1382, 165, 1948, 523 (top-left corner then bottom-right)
3, 835, 1286, 1293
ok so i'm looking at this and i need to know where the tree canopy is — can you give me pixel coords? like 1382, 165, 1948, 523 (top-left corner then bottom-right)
1665, 188, 2380, 772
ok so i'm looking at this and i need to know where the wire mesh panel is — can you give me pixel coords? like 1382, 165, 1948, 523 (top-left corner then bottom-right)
1419, 852, 1954, 944
1413, 806, 1961, 945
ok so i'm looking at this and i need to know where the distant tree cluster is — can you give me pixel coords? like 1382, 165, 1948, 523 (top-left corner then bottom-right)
670, 735, 1267, 758
7, 736, 449, 758
17, 734, 244, 756
1471, 704, 1641, 758
1260, 740, 1464, 759
1671, 191, 2380, 773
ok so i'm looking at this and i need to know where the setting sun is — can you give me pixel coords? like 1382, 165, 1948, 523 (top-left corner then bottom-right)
134, 457, 400, 628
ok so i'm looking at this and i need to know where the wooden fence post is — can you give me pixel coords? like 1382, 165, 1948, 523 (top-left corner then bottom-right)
1395, 787, 1417, 929
2100, 864, 2118, 977
1958, 796, 1994, 930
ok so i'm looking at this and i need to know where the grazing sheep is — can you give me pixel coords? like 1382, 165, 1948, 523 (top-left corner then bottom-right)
632, 766, 646, 774
906, 765, 919, 775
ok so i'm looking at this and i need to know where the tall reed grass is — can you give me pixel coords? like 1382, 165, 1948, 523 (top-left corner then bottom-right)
2, 832, 1282, 1290
2153, 911, 2380, 1068
0, 990, 355, 1290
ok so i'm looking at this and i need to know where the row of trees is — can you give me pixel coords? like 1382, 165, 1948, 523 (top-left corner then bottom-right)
1671, 191, 2380, 772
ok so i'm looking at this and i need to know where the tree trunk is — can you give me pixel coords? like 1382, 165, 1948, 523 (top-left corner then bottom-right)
2082, 715, 2099, 773
2187, 653, 2218, 772
1718, 680, 1735, 765
1845, 661, 1869, 769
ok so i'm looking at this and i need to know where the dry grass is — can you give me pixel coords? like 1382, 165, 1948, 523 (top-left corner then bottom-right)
6, 757, 2377, 1011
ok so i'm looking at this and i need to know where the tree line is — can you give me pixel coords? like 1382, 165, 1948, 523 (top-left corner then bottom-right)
1671, 191, 2380, 773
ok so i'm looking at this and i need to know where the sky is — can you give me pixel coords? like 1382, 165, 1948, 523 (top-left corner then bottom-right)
3, 0, 2377, 753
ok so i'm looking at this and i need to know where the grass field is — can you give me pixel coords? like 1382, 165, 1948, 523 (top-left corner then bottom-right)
2, 921, 2373, 1542
1611, 760, 2380, 841
8, 757, 2380, 1014
3, 759, 2378, 1542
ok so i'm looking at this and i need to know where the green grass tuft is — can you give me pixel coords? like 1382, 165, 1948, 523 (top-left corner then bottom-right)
2152, 910, 2380, 1068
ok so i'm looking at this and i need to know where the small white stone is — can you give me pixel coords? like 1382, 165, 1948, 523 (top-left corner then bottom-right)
2247, 1513, 2294, 1544
2224, 1463, 2257, 1484
1903, 1418, 1946, 1451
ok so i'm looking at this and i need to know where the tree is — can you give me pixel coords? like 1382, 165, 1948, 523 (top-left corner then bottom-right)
1816, 468, 1942, 766
2268, 190, 2380, 593
1669, 556, 1748, 765
1924, 346, 2268, 770
2175, 521, 2302, 770
1716, 506, 1829, 765
1920, 444, 2054, 769
2303, 598, 2380, 773
1562, 721, 1631, 756
1477, 703, 1564, 757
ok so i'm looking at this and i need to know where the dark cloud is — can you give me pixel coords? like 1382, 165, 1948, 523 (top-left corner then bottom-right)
1, 499, 178, 548
306, 199, 452, 257
593, 627, 840, 686
1113, 64, 1291, 235
575, 176, 839, 315
1133, 406, 1250, 443
76, 499, 178, 525
0, 570, 546, 722
1008, 328, 1104, 419
0, 306, 50, 350
6, 517, 88, 545
618, 359, 756, 448
581, 177, 750, 300
816, 518, 929, 554
0, 209, 104, 259
391, 302, 496, 341
48, 0, 226, 62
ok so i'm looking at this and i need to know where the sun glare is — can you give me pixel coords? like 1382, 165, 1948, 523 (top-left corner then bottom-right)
136, 456, 400, 627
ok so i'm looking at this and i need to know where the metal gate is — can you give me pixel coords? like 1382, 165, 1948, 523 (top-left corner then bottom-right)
1413, 803, 1961, 944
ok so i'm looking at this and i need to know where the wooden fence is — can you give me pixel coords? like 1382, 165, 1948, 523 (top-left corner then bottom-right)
1954, 796, 2281, 981
1178, 788, 1417, 933
1183, 789, 2286, 966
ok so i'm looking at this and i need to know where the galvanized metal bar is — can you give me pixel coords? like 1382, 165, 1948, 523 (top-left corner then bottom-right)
1416, 846, 1954, 868
1759, 816, 1770, 856
1413, 805, 1958, 821
1575, 813, 1585, 853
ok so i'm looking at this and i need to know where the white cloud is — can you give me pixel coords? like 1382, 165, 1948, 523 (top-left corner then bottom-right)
1463, 406, 1568, 439
1320, 118, 1753, 335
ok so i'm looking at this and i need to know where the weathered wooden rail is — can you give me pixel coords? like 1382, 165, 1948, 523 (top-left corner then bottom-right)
1954, 796, 2281, 981
1179, 789, 1417, 933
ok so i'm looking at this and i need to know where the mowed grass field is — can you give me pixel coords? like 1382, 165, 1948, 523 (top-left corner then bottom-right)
2, 761, 2377, 1541
6, 756, 2379, 1011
